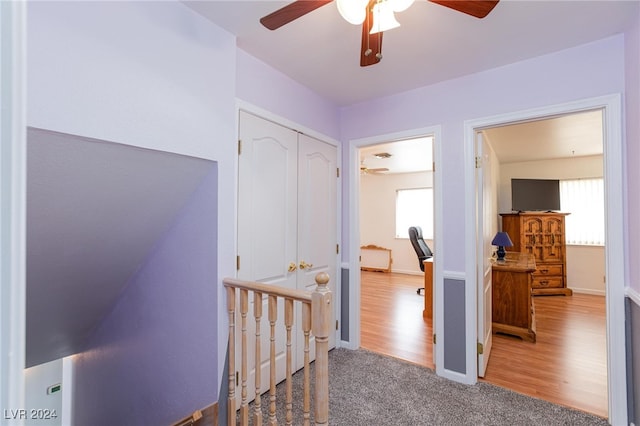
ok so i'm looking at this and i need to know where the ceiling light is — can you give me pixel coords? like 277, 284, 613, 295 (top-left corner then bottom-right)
337, 0, 414, 30
370, 1, 400, 34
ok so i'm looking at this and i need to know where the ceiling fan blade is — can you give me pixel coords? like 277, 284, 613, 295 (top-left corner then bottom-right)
260, 0, 333, 30
428, 0, 499, 19
360, 0, 383, 67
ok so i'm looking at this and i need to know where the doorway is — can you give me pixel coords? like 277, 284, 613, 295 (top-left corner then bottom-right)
347, 125, 442, 362
465, 94, 626, 424
479, 109, 607, 416
358, 137, 434, 366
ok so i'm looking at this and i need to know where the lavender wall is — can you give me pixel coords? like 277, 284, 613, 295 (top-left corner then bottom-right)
236, 50, 341, 141
73, 166, 218, 426
339, 36, 626, 271
625, 8, 640, 295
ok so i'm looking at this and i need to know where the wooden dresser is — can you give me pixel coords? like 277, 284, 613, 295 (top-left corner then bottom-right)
492, 252, 537, 342
501, 212, 572, 296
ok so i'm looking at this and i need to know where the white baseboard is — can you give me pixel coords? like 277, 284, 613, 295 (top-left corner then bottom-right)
570, 288, 606, 296
390, 269, 422, 276
339, 340, 358, 350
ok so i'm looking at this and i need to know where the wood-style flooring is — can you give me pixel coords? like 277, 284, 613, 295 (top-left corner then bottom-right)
359, 270, 607, 419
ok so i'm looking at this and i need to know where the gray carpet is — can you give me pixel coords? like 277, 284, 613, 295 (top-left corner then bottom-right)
243, 348, 609, 425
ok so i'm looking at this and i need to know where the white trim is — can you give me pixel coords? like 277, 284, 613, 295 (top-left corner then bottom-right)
236, 100, 340, 148
61, 356, 74, 425
570, 288, 606, 297
1, 2, 27, 425
390, 269, 423, 276
464, 94, 626, 425
626, 287, 640, 307
234, 99, 344, 350
348, 125, 443, 366
442, 270, 466, 281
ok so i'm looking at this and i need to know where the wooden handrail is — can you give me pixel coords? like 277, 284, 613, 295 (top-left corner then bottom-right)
223, 278, 312, 303
223, 273, 331, 426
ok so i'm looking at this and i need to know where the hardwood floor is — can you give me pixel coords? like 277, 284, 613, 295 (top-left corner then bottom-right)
360, 270, 433, 367
359, 270, 608, 419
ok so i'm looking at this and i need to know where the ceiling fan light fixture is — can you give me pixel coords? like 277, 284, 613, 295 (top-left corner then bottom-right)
370, 1, 400, 34
336, 0, 369, 25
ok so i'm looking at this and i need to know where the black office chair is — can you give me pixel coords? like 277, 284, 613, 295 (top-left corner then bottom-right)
408, 226, 433, 295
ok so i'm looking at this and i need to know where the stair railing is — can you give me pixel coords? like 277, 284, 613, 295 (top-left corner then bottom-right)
223, 272, 331, 426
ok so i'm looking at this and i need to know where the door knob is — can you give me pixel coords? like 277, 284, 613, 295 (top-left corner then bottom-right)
288, 262, 297, 272
299, 260, 313, 270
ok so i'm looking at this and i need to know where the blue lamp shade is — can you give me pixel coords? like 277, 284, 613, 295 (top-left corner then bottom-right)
491, 232, 513, 261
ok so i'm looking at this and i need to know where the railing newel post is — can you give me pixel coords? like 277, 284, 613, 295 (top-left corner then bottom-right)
311, 272, 331, 426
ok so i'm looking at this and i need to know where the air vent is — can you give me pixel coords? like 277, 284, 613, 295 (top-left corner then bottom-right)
373, 152, 392, 159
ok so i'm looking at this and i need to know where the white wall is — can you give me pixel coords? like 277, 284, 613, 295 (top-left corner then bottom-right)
24, 357, 73, 426
360, 171, 433, 274
27, 0, 237, 417
498, 155, 605, 294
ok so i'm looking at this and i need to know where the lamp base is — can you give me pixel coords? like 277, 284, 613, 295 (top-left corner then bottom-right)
496, 246, 506, 261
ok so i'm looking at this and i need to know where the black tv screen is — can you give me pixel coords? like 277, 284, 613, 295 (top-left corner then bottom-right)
511, 179, 561, 212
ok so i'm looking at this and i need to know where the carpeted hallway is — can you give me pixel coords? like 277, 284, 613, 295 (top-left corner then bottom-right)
245, 348, 608, 425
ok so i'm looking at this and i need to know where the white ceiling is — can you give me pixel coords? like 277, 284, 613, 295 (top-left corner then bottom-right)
483, 109, 603, 164
184, 0, 639, 106
360, 136, 433, 174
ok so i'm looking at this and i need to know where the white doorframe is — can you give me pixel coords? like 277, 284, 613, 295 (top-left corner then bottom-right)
463, 94, 626, 425
1, 2, 27, 424
234, 100, 343, 344
346, 125, 443, 360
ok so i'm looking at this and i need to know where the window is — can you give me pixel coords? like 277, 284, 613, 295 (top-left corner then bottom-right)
396, 188, 433, 239
560, 178, 604, 245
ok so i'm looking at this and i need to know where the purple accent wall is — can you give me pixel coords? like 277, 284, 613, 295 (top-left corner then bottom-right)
73, 165, 218, 426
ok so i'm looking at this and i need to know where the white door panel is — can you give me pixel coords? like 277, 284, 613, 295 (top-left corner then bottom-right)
237, 112, 338, 402
477, 132, 495, 377
238, 111, 298, 404
296, 134, 337, 368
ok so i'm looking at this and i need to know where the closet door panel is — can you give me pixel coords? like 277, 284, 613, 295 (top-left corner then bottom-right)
296, 133, 337, 368
237, 111, 298, 404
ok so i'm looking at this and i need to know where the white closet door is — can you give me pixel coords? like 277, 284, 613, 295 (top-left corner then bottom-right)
237, 112, 338, 401
237, 111, 298, 401
296, 133, 338, 369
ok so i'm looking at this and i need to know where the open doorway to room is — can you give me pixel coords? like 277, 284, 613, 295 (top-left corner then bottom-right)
471, 104, 615, 420
466, 97, 626, 422
356, 136, 436, 369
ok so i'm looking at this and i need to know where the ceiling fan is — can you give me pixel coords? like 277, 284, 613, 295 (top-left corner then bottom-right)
260, 0, 500, 67
360, 162, 389, 174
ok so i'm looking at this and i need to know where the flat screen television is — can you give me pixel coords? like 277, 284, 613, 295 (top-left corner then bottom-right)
511, 178, 561, 212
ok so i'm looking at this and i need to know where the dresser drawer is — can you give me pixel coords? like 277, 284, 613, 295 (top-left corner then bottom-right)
533, 264, 563, 277
532, 276, 564, 289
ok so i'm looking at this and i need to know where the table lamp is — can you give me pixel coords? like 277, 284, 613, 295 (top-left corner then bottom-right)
491, 231, 513, 261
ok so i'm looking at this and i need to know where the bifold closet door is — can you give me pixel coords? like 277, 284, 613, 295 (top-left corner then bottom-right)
237, 111, 338, 399
295, 133, 337, 369
237, 111, 298, 401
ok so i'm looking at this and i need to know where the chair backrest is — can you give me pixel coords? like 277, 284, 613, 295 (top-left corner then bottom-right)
408, 226, 433, 272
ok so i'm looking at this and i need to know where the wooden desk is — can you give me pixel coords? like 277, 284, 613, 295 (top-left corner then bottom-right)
422, 258, 433, 320
491, 252, 536, 342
